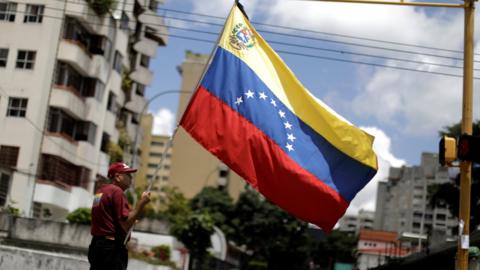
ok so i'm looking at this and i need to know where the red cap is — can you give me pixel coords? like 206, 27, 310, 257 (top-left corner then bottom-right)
108, 162, 137, 178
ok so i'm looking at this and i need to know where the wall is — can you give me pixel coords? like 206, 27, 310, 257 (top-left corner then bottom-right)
0, 244, 89, 270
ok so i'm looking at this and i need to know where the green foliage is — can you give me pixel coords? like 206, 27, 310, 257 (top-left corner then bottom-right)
310, 230, 358, 268
0, 204, 20, 217
439, 120, 480, 137
190, 186, 235, 236
86, 0, 117, 16
66, 208, 91, 225
230, 188, 311, 270
151, 245, 171, 261
107, 141, 123, 163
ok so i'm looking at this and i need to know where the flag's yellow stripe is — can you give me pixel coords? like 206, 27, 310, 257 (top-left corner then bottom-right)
218, 7, 377, 170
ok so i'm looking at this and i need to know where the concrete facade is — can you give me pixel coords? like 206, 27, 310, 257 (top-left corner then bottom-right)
0, 0, 168, 220
168, 51, 245, 200
374, 152, 457, 242
338, 209, 375, 234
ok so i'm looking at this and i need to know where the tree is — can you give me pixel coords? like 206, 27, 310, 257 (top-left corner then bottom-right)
190, 186, 235, 236
158, 186, 214, 269
66, 208, 91, 225
230, 188, 311, 270
309, 230, 357, 269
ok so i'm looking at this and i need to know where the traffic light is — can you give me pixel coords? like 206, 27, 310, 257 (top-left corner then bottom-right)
439, 136, 456, 166
457, 134, 480, 162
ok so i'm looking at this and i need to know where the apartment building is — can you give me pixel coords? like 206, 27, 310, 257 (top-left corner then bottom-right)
338, 209, 375, 234
0, 0, 167, 220
135, 113, 172, 191
374, 152, 457, 242
169, 51, 246, 199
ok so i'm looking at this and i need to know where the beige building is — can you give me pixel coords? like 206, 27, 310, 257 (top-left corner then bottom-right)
169, 51, 245, 199
135, 113, 172, 192
0, 0, 168, 219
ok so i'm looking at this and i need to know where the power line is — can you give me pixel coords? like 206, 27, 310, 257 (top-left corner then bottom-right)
43, 1, 479, 63
166, 23, 471, 71
53, 0, 473, 57
25, 8, 480, 79
158, 7, 473, 56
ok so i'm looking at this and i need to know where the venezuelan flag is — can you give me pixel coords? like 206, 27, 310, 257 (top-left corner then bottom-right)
180, 3, 378, 232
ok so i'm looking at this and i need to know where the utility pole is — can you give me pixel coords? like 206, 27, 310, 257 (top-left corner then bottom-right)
305, 0, 473, 269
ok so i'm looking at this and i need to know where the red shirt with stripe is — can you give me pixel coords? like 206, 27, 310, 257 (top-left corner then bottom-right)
90, 184, 130, 238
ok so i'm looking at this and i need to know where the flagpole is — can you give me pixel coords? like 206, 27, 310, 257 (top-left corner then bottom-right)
123, 1, 240, 245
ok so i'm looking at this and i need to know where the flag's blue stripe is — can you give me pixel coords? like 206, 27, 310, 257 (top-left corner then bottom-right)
200, 47, 376, 201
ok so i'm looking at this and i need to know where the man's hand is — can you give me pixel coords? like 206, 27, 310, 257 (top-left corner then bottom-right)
138, 191, 151, 207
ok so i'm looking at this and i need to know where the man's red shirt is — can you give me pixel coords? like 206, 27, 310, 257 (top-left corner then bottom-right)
91, 184, 130, 238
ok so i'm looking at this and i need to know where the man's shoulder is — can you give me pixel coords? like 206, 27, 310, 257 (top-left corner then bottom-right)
97, 184, 123, 194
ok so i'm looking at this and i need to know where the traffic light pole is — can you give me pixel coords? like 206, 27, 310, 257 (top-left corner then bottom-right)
304, 0, 473, 269
459, 0, 474, 268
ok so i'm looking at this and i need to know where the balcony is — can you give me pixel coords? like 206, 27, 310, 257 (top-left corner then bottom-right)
130, 65, 153, 86
134, 38, 157, 57
58, 40, 92, 76
138, 10, 168, 46
50, 87, 86, 120
34, 180, 93, 213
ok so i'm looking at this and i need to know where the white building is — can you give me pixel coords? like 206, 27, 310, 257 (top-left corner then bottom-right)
338, 209, 375, 234
0, 0, 167, 220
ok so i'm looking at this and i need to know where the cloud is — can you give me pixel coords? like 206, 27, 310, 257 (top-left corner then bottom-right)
346, 127, 406, 214
152, 108, 175, 135
259, 0, 471, 137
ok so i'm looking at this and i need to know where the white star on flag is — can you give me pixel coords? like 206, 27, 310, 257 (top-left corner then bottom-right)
278, 110, 286, 118
286, 143, 294, 152
245, 90, 254, 98
235, 96, 243, 105
287, 133, 296, 142
284, 121, 292, 129
270, 99, 277, 107
259, 92, 267, 100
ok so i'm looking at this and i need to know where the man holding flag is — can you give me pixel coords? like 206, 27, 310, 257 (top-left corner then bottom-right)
179, 0, 378, 232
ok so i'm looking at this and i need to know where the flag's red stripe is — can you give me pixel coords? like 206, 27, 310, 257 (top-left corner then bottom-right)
181, 86, 348, 232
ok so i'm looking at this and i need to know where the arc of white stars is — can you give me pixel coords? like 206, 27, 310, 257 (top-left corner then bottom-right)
278, 110, 286, 118
235, 96, 243, 105
284, 121, 292, 129
287, 133, 296, 142
259, 92, 267, 100
286, 143, 294, 152
270, 99, 277, 107
245, 89, 254, 98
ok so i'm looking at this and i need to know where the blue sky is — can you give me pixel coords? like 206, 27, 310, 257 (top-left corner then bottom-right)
146, 0, 479, 213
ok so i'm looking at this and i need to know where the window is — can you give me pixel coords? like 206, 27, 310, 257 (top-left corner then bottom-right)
149, 0, 158, 11
0, 145, 20, 167
120, 11, 129, 30
147, 163, 157, 168
113, 51, 123, 74
7, 97, 27, 117
24, 4, 44, 23
0, 2, 17, 22
0, 48, 8, 67
56, 62, 83, 93
151, 141, 164, 147
106, 92, 117, 113
162, 176, 169, 181
39, 154, 91, 189
136, 83, 145, 96
0, 172, 10, 207
140, 54, 150, 68
16, 50, 36, 69
75, 121, 97, 145
100, 132, 110, 153
90, 35, 112, 60
47, 108, 75, 138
